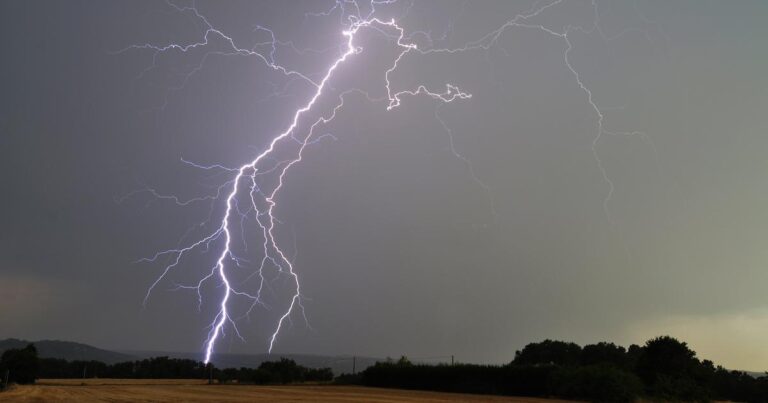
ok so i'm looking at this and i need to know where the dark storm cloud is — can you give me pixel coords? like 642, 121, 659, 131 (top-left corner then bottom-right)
1, 1, 767, 370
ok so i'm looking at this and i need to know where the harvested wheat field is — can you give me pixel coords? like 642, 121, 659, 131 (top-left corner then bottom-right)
0, 379, 576, 402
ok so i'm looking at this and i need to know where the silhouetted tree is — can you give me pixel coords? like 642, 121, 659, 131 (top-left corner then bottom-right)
241, 358, 332, 384
513, 340, 581, 366
581, 342, 628, 368
0, 343, 39, 384
636, 336, 697, 381
626, 343, 643, 369
396, 356, 412, 366
635, 336, 710, 400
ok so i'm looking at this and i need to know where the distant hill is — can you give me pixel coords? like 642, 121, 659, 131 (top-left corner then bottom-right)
0, 338, 135, 364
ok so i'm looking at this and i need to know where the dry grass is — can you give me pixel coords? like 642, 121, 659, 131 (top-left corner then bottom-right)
0, 379, 576, 402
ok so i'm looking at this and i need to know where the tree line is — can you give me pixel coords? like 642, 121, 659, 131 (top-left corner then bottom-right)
0, 345, 331, 387
359, 336, 768, 402
3, 336, 768, 401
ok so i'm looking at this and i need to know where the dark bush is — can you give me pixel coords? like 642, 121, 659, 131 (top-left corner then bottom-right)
550, 364, 643, 402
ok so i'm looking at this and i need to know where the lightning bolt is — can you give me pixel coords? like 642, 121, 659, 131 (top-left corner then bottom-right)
125, 0, 653, 364
125, 2, 470, 364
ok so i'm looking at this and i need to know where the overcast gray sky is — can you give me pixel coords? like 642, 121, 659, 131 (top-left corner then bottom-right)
2, 0, 768, 371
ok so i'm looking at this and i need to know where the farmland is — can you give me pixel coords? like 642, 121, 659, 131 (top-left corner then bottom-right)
0, 379, 573, 402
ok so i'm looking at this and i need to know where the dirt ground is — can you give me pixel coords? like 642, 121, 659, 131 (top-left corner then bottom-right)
0, 379, 576, 402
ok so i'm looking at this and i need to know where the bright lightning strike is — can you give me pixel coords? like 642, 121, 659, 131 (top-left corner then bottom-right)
126, 0, 648, 364
127, 4, 470, 364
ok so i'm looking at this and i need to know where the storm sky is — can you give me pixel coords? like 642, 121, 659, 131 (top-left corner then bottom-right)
2, 1, 768, 370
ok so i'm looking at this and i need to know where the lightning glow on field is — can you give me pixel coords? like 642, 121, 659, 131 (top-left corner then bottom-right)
127, 0, 645, 364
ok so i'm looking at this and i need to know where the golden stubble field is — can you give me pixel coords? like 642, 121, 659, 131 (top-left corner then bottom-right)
0, 379, 576, 402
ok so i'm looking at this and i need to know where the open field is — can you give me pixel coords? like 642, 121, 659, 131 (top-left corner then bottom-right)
0, 379, 575, 402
